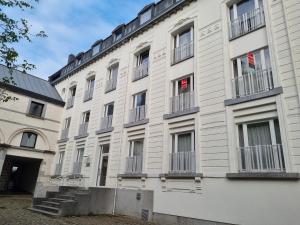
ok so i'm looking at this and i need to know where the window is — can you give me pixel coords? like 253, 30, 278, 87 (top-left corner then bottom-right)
137, 50, 149, 67
20, 132, 37, 148
67, 86, 76, 108
82, 111, 90, 124
104, 102, 114, 117
133, 92, 146, 108
114, 30, 123, 42
105, 65, 118, 92
64, 117, 71, 129
92, 44, 101, 55
28, 101, 44, 117
73, 148, 84, 174
237, 119, 285, 172
84, 77, 95, 101
126, 139, 144, 173
70, 86, 76, 97
133, 50, 150, 81
232, 48, 273, 98
170, 131, 196, 172
172, 26, 194, 63
173, 75, 194, 96
140, 9, 152, 25
61, 117, 71, 140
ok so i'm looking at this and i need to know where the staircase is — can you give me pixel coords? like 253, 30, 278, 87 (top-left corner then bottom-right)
29, 186, 91, 216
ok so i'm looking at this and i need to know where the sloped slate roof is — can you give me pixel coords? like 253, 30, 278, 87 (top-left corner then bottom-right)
0, 64, 64, 106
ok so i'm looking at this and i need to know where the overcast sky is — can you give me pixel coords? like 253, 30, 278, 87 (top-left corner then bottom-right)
13, 0, 153, 79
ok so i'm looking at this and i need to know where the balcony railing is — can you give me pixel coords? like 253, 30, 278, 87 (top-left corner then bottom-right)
60, 128, 69, 140
172, 41, 194, 64
232, 68, 274, 98
125, 156, 143, 174
55, 163, 63, 176
169, 151, 196, 173
170, 91, 195, 114
229, 7, 265, 40
83, 88, 94, 102
73, 161, 83, 175
100, 115, 113, 130
66, 96, 75, 109
78, 122, 89, 136
133, 63, 149, 81
238, 145, 285, 172
105, 77, 117, 93
129, 105, 146, 123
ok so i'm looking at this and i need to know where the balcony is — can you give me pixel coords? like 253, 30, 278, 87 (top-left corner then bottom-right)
164, 91, 199, 119
125, 156, 143, 174
169, 151, 196, 173
75, 122, 89, 139
132, 63, 149, 81
66, 96, 75, 109
54, 163, 63, 176
238, 145, 285, 173
229, 7, 265, 40
73, 162, 82, 175
105, 77, 117, 93
97, 116, 113, 134
83, 88, 94, 102
171, 41, 194, 65
60, 128, 69, 141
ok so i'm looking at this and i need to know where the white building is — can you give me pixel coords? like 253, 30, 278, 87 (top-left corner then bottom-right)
0, 65, 64, 194
13, 0, 300, 224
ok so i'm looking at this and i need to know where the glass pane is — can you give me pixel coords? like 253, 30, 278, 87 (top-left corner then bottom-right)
84, 112, 90, 122
247, 122, 272, 146
179, 29, 191, 46
133, 140, 143, 156
264, 48, 271, 69
106, 103, 114, 116
140, 51, 149, 65
274, 119, 282, 145
178, 77, 191, 94
135, 92, 146, 106
140, 9, 152, 24
71, 87, 76, 96
102, 144, 110, 154
178, 133, 192, 152
236, 0, 255, 17
238, 125, 244, 147
29, 102, 44, 117
20, 132, 37, 148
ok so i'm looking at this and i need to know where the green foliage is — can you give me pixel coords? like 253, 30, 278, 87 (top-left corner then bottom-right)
0, 0, 47, 102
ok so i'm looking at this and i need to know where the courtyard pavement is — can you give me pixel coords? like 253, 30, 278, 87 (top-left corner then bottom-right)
0, 195, 156, 225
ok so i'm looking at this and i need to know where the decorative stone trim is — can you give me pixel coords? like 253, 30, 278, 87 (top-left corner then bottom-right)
224, 87, 283, 106
226, 172, 300, 180
159, 172, 203, 179
163, 107, 199, 120
74, 134, 89, 140
117, 173, 148, 179
124, 119, 149, 128
57, 138, 69, 144
96, 127, 114, 135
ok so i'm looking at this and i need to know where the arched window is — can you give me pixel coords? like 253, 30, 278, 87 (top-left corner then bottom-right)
20, 132, 37, 148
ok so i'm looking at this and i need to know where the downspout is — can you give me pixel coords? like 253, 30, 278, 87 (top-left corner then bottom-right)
112, 36, 132, 215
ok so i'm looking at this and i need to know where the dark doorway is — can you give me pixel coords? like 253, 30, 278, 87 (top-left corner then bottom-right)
0, 155, 42, 195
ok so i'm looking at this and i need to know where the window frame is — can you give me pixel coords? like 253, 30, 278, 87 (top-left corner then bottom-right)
104, 102, 114, 117
172, 74, 194, 96
140, 8, 152, 25
133, 91, 147, 108
20, 132, 38, 149
128, 139, 144, 157
27, 100, 46, 118
171, 131, 195, 153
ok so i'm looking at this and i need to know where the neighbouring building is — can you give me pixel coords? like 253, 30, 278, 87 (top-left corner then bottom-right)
0, 65, 64, 194
9, 0, 300, 224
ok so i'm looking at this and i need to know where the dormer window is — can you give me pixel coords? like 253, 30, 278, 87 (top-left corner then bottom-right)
92, 44, 101, 56
115, 30, 123, 42
140, 9, 152, 25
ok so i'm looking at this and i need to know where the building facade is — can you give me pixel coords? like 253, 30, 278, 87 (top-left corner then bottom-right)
37, 0, 300, 224
0, 65, 64, 194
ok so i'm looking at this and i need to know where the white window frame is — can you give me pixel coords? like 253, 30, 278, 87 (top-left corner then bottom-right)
104, 102, 114, 117
174, 26, 194, 48
173, 74, 194, 96
230, 0, 262, 21
129, 139, 144, 157
140, 9, 152, 25
171, 131, 195, 153
133, 91, 147, 108
82, 111, 90, 123
108, 65, 118, 80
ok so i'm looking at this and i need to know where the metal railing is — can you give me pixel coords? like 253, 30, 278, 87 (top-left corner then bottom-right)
172, 41, 194, 64
73, 161, 83, 175
238, 145, 285, 172
105, 77, 117, 93
229, 7, 265, 40
133, 63, 149, 81
83, 88, 94, 101
66, 96, 75, 109
100, 115, 113, 130
60, 128, 69, 140
125, 156, 143, 173
170, 91, 195, 114
169, 151, 196, 173
129, 105, 146, 123
232, 68, 274, 98
55, 163, 63, 176
78, 122, 89, 136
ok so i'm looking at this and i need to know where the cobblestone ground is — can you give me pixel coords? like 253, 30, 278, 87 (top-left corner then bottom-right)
0, 195, 156, 225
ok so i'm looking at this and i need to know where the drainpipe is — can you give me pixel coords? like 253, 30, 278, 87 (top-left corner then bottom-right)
112, 37, 132, 215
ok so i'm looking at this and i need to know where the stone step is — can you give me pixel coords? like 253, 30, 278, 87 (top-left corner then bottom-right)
57, 194, 76, 200
49, 197, 73, 203
33, 205, 60, 214
42, 201, 61, 208
28, 207, 60, 217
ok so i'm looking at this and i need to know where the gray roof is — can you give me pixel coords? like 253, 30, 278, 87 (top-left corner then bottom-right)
0, 64, 64, 105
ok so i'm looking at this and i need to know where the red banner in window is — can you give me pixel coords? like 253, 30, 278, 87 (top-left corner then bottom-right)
248, 52, 255, 69
181, 79, 188, 90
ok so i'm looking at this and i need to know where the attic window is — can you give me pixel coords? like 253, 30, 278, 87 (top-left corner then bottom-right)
140, 9, 151, 25
92, 44, 100, 55
115, 30, 123, 42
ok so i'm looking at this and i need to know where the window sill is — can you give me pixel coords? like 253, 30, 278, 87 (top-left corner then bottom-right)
105, 88, 116, 94
163, 107, 199, 120
226, 172, 300, 180
57, 138, 69, 143
224, 87, 283, 106
124, 119, 149, 128
159, 172, 203, 179
74, 133, 89, 140
117, 173, 148, 179
26, 114, 44, 120
171, 55, 194, 66
83, 97, 93, 103
96, 127, 114, 135
132, 74, 149, 82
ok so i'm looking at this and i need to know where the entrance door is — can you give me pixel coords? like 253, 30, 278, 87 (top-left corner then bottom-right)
96, 144, 109, 186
